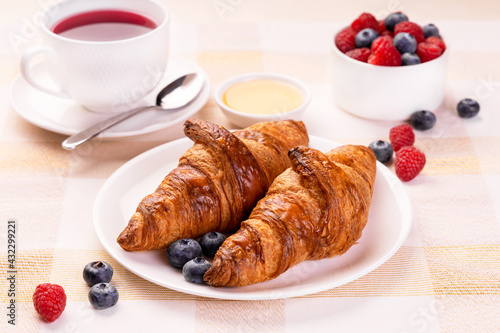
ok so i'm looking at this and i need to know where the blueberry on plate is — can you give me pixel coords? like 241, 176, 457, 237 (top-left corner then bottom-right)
368, 140, 393, 164
384, 12, 409, 31
355, 28, 379, 48
182, 257, 212, 284
88, 283, 119, 310
83, 261, 114, 287
422, 23, 440, 38
166, 238, 202, 269
393, 32, 417, 54
410, 110, 436, 130
457, 98, 480, 118
401, 53, 421, 66
199, 232, 226, 257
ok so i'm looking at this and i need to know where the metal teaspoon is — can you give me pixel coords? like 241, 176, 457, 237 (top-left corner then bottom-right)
62, 73, 203, 150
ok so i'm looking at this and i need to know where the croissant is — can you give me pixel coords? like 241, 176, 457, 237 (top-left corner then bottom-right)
117, 118, 309, 251
204, 144, 376, 287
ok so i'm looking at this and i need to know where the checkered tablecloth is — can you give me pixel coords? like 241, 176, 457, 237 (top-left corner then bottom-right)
1, 0, 499, 332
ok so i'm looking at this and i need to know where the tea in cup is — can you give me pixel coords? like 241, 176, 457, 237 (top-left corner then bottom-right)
20, 0, 170, 113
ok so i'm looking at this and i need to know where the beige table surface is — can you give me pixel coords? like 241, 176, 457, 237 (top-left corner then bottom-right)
1, 0, 499, 332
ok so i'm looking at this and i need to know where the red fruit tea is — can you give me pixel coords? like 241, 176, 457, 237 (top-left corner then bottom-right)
51, 10, 157, 42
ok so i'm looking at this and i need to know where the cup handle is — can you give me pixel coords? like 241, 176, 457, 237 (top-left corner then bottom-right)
20, 46, 70, 99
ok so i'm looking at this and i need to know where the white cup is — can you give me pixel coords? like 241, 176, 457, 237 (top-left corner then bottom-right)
20, 0, 170, 113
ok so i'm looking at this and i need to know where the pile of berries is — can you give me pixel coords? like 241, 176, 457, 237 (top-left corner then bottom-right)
369, 123, 425, 182
32, 232, 227, 323
32, 260, 120, 323
335, 12, 446, 66
369, 98, 480, 182
83, 261, 119, 310
166, 231, 226, 284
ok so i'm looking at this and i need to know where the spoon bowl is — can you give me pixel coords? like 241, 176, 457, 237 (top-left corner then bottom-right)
157, 73, 203, 109
62, 73, 203, 150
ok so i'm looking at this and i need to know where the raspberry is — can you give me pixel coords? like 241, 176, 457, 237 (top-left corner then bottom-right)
371, 35, 394, 51
395, 146, 426, 181
33, 283, 66, 322
335, 27, 356, 53
394, 21, 425, 43
368, 37, 401, 66
345, 47, 372, 62
379, 20, 393, 36
351, 12, 380, 33
416, 42, 443, 63
379, 20, 388, 32
425, 36, 446, 52
389, 124, 415, 151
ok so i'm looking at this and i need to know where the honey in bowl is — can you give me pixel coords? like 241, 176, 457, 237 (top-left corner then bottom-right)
222, 79, 304, 115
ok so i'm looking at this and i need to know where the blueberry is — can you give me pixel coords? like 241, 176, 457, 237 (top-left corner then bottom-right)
88, 283, 119, 310
422, 23, 440, 38
410, 110, 436, 130
355, 28, 379, 48
368, 140, 393, 164
457, 98, 480, 118
83, 261, 113, 287
393, 33, 417, 54
199, 232, 226, 257
384, 12, 409, 31
166, 238, 202, 269
182, 257, 211, 284
401, 53, 421, 66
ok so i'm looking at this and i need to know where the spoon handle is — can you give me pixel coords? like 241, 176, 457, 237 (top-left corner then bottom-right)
62, 105, 155, 150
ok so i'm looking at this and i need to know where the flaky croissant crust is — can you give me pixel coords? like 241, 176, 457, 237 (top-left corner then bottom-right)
204, 144, 376, 287
117, 118, 309, 251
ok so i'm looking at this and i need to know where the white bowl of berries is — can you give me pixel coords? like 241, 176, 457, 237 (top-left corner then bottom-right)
331, 12, 448, 121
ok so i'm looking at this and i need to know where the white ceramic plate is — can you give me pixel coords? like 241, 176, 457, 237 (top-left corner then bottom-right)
9, 55, 210, 139
94, 136, 412, 300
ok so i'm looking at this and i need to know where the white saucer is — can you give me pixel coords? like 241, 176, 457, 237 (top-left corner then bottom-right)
9, 55, 211, 139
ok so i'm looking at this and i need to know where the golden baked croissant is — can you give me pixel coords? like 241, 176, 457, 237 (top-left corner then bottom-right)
204, 144, 376, 287
117, 118, 309, 251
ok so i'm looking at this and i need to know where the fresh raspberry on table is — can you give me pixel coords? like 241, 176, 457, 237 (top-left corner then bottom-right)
395, 146, 426, 181
335, 27, 357, 53
393, 21, 426, 43
351, 12, 380, 33
33, 283, 66, 322
425, 36, 446, 52
368, 37, 401, 66
416, 42, 443, 62
345, 47, 372, 62
389, 124, 415, 151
